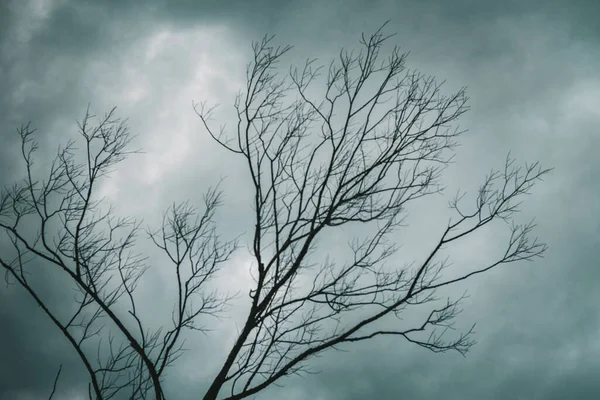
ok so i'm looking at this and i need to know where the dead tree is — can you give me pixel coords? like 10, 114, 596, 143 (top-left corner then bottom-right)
0, 24, 550, 400
0, 108, 235, 399
196, 24, 550, 400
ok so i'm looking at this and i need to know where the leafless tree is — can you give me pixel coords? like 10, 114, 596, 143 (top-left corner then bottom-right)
0, 24, 550, 400
0, 108, 236, 399
196, 24, 550, 400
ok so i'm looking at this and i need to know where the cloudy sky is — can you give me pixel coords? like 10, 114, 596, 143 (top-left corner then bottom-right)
1, 0, 599, 399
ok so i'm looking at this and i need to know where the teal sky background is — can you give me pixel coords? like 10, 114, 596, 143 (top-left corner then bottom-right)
1, 0, 599, 399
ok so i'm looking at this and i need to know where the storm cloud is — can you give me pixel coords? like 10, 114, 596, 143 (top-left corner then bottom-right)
1, 0, 599, 399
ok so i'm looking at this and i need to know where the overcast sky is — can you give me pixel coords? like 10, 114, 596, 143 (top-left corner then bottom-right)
1, 0, 599, 399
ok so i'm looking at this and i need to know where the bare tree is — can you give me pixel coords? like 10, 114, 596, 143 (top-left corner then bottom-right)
0, 108, 236, 399
196, 24, 550, 400
0, 24, 550, 400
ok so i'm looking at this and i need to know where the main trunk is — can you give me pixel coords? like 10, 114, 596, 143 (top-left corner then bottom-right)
201, 320, 255, 400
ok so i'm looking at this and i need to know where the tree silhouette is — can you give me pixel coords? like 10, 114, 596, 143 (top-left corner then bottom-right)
0, 24, 550, 400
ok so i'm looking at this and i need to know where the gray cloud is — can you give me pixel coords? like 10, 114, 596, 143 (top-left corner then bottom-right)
1, 0, 598, 399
